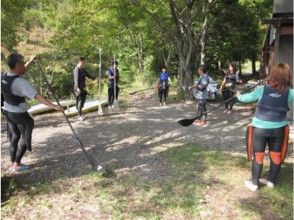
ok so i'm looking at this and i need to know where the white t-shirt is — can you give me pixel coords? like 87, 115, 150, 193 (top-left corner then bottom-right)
3, 72, 38, 113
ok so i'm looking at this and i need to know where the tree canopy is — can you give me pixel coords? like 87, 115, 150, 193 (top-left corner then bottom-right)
1, 0, 273, 99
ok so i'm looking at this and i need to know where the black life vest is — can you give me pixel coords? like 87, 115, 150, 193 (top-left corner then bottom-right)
76, 67, 88, 89
1, 74, 25, 106
254, 86, 289, 122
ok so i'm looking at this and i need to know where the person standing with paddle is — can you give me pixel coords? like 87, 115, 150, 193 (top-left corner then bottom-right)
1, 53, 63, 173
157, 66, 170, 106
188, 65, 209, 126
108, 60, 119, 109
237, 63, 293, 191
220, 63, 242, 114
73, 57, 96, 121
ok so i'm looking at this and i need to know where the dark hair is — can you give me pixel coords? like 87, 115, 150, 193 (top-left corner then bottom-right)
199, 64, 206, 72
162, 66, 167, 70
227, 63, 237, 74
79, 57, 86, 61
112, 60, 118, 66
7, 53, 24, 69
266, 63, 292, 94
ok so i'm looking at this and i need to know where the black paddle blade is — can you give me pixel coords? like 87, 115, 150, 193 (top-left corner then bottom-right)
177, 118, 195, 126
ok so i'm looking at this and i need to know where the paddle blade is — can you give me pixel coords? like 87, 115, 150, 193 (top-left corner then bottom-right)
177, 118, 195, 127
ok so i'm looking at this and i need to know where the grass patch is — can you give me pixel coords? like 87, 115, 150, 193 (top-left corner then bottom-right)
1, 144, 292, 219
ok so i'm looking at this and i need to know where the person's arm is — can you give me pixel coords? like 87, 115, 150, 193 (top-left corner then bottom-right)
85, 69, 96, 80
12, 78, 63, 111
188, 80, 199, 90
237, 86, 264, 103
24, 56, 36, 70
73, 67, 80, 93
219, 77, 226, 90
35, 95, 64, 111
236, 71, 242, 83
288, 89, 294, 103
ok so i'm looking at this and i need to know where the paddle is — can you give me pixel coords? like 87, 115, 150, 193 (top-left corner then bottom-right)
177, 81, 263, 127
97, 48, 104, 116
35, 59, 103, 172
112, 54, 119, 111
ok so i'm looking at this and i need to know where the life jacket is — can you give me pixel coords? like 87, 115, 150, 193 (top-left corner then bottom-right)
108, 68, 119, 88
254, 85, 289, 122
74, 66, 88, 89
1, 74, 25, 106
159, 72, 169, 89
224, 74, 237, 89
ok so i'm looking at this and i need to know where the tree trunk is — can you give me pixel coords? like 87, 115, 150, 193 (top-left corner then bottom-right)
251, 57, 257, 78
200, 15, 208, 64
238, 61, 242, 76
200, 1, 209, 65
169, 0, 197, 100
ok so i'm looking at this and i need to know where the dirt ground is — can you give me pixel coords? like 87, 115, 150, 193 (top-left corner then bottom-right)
1, 91, 293, 219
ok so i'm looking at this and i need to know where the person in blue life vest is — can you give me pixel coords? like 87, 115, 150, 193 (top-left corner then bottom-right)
73, 57, 96, 121
237, 63, 293, 191
188, 65, 209, 126
157, 66, 170, 106
108, 60, 119, 108
220, 63, 242, 114
1, 53, 64, 173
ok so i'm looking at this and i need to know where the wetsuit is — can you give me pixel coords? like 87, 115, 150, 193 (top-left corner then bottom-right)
1, 73, 37, 164
108, 67, 119, 106
238, 85, 294, 185
73, 65, 95, 116
158, 71, 169, 104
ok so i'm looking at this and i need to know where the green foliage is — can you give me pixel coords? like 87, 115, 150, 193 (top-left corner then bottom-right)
1, 0, 273, 98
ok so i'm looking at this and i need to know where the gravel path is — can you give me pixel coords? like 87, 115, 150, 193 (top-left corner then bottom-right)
1, 94, 292, 184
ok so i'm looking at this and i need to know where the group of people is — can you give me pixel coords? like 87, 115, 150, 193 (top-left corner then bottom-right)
157, 62, 293, 192
1, 54, 120, 171
74, 57, 120, 121
158, 63, 241, 126
1, 53, 293, 193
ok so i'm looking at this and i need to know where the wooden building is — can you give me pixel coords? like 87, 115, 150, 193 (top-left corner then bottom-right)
260, 0, 293, 78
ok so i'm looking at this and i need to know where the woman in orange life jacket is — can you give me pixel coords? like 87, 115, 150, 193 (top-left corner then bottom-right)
220, 63, 242, 114
237, 63, 293, 191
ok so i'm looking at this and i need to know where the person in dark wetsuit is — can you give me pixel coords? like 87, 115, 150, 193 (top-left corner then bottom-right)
220, 63, 242, 114
108, 60, 120, 108
157, 66, 170, 106
237, 63, 293, 191
1, 53, 63, 173
73, 57, 96, 121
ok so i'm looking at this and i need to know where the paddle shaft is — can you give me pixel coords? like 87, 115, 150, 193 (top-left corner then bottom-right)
190, 81, 264, 121
35, 60, 101, 171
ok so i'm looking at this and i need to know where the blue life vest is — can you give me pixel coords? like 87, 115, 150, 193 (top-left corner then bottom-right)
254, 85, 289, 122
159, 72, 169, 89
1, 74, 25, 106
108, 68, 119, 88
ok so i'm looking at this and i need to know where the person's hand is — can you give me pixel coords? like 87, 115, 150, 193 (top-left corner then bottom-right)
236, 91, 241, 97
76, 88, 81, 94
53, 104, 64, 111
28, 55, 37, 63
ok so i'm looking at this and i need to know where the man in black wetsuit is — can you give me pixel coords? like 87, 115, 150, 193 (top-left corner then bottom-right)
73, 57, 96, 121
